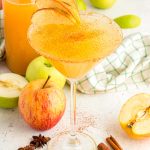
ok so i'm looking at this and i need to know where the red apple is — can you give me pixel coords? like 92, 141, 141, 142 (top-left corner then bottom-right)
18, 79, 66, 130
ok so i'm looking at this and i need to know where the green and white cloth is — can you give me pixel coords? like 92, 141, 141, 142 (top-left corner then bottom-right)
0, 11, 150, 94
77, 33, 150, 94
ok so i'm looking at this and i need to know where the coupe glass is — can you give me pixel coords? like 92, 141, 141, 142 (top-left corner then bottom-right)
28, 8, 122, 150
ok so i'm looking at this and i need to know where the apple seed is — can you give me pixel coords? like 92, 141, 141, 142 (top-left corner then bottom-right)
127, 106, 150, 128
0, 80, 22, 91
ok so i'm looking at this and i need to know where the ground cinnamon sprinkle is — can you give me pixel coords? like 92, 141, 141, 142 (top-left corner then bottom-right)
77, 111, 99, 131
52, 110, 100, 135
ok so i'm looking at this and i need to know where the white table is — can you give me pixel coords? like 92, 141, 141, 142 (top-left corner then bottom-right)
1, 0, 150, 149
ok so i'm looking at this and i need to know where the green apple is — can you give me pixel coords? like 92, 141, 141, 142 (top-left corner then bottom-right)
90, 0, 116, 9
114, 15, 141, 29
0, 73, 28, 108
77, 0, 87, 10
26, 56, 66, 89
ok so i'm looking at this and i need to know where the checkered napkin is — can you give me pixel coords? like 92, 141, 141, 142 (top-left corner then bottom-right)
1, 11, 150, 94
77, 33, 150, 94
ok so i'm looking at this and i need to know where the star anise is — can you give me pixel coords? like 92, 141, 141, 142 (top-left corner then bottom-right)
18, 144, 35, 150
30, 134, 51, 148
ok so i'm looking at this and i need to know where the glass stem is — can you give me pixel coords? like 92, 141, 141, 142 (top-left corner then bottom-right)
70, 80, 76, 136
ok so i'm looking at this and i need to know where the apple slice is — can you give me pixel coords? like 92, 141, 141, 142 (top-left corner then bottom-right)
54, 0, 80, 23
0, 73, 28, 108
35, 0, 80, 23
119, 93, 150, 139
31, 8, 74, 26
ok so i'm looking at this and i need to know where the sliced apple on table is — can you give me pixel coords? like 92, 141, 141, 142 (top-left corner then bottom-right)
35, 0, 80, 23
119, 93, 150, 139
0, 73, 28, 108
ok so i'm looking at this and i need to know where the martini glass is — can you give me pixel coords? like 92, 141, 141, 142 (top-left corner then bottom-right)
28, 9, 122, 150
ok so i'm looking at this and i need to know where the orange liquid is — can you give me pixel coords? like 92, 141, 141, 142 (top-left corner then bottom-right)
29, 12, 122, 79
4, 0, 38, 75
50, 59, 98, 79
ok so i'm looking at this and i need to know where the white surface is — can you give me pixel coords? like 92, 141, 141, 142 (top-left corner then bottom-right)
1, 0, 150, 150
85, 0, 150, 36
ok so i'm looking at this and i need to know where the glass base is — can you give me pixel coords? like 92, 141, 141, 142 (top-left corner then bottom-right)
48, 131, 97, 150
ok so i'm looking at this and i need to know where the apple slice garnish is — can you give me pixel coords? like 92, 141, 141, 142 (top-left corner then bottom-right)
35, 0, 80, 24
28, 8, 75, 63
119, 93, 150, 139
31, 8, 74, 26
54, 0, 80, 23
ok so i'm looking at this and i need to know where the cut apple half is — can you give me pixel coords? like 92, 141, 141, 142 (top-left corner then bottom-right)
31, 8, 74, 26
0, 73, 28, 108
119, 93, 150, 139
35, 0, 80, 23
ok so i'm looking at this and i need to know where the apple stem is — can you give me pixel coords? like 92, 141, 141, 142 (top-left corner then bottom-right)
42, 76, 51, 88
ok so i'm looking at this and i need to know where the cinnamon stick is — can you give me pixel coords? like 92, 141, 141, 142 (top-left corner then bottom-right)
106, 136, 123, 150
110, 135, 123, 150
106, 138, 120, 150
98, 143, 110, 150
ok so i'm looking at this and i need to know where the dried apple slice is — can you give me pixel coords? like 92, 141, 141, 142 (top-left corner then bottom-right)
28, 7, 74, 59
35, 0, 80, 23
54, 0, 80, 23
119, 93, 150, 139
31, 8, 74, 26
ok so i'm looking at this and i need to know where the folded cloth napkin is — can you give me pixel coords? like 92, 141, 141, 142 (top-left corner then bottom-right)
1, 11, 150, 94
77, 33, 150, 94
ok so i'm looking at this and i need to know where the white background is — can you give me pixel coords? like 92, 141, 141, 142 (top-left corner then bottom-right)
1, 0, 150, 149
